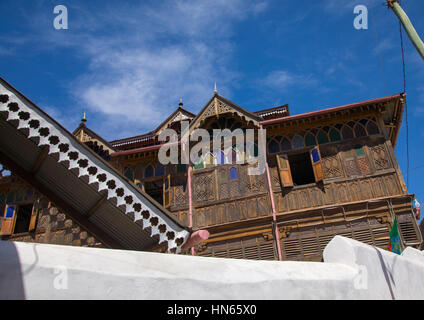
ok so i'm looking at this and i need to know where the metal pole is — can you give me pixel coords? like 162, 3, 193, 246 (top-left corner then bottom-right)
387, 0, 424, 60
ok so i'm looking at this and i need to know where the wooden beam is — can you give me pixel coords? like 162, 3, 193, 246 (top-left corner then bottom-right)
86, 193, 108, 218
31, 146, 49, 174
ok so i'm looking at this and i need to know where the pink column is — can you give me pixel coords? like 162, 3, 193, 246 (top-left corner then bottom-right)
182, 142, 195, 255
260, 125, 283, 261
187, 165, 194, 255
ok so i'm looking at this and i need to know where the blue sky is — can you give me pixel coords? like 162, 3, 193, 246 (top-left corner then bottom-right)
0, 0, 423, 211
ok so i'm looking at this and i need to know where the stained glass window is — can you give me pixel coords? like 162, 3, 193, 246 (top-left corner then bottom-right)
305, 134, 316, 147
268, 139, 280, 153
317, 131, 329, 144
230, 167, 238, 180
329, 128, 341, 142
281, 138, 291, 151
359, 119, 368, 126
155, 164, 164, 176
354, 124, 367, 137
194, 160, 204, 170
144, 165, 154, 178
342, 126, 354, 140
205, 153, 215, 168
367, 121, 379, 135
292, 135, 304, 149
245, 142, 258, 158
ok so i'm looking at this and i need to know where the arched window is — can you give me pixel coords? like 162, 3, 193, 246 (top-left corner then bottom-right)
245, 142, 258, 159
342, 126, 354, 140
155, 164, 164, 176
329, 128, 341, 142
144, 165, 154, 178
292, 135, 304, 149
305, 133, 316, 147
204, 152, 215, 168
317, 131, 329, 144
230, 167, 238, 180
366, 121, 379, 135
193, 160, 204, 170
281, 138, 291, 151
268, 139, 280, 154
354, 124, 367, 137
124, 166, 134, 181
217, 151, 225, 165
226, 147, 238, 164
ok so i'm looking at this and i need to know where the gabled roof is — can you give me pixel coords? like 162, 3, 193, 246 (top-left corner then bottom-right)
0, 77, 191, 253
189, 93, 263, 131
73, 122, 116, 152
109, 106, 195, 149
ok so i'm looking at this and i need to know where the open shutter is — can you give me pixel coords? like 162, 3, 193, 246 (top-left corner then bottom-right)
163, 174, 171, 208
28, 201, 39, 231
134, 179, 145, 192
275, 154, 293, 187
310, 146, 324, 182
1, 204, 16, 235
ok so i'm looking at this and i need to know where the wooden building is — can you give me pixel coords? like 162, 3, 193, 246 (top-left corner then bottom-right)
0, 77, 421, 260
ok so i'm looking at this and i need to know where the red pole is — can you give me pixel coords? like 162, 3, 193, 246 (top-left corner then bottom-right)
182, 142, 195, 255
260, 125, 283, 261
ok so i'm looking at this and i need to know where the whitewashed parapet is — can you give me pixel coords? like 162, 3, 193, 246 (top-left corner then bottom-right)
324, 235, 424, 300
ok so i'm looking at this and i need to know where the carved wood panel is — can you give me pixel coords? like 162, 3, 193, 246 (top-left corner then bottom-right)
275, 172, 403, 213
171, 176, 188, 208
322, 155, 343, 179
370, 144, 391, 170
193, 172, 216, 204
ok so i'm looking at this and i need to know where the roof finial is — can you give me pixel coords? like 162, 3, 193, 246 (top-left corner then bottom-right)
81, 111, 87, 123
179, 98, 183, 107
214, 82, 217, 94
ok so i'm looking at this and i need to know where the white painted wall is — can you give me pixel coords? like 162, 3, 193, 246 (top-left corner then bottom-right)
0, 236, 423, 299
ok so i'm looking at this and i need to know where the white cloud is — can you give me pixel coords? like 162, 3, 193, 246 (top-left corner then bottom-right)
263, 70, 318, 91
58, 0, 267, 139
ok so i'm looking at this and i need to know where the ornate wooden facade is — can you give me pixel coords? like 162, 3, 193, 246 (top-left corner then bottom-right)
102, 92, 421, 261
1, 86, 421, 260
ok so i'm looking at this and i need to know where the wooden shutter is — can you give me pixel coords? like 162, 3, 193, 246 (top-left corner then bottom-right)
397, 212, 422, 247
1, 204, 16, 235
275, 154, 293, 187
310, 146, 324, 182
163, 174, 171, 208
28, 202, 39, 231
